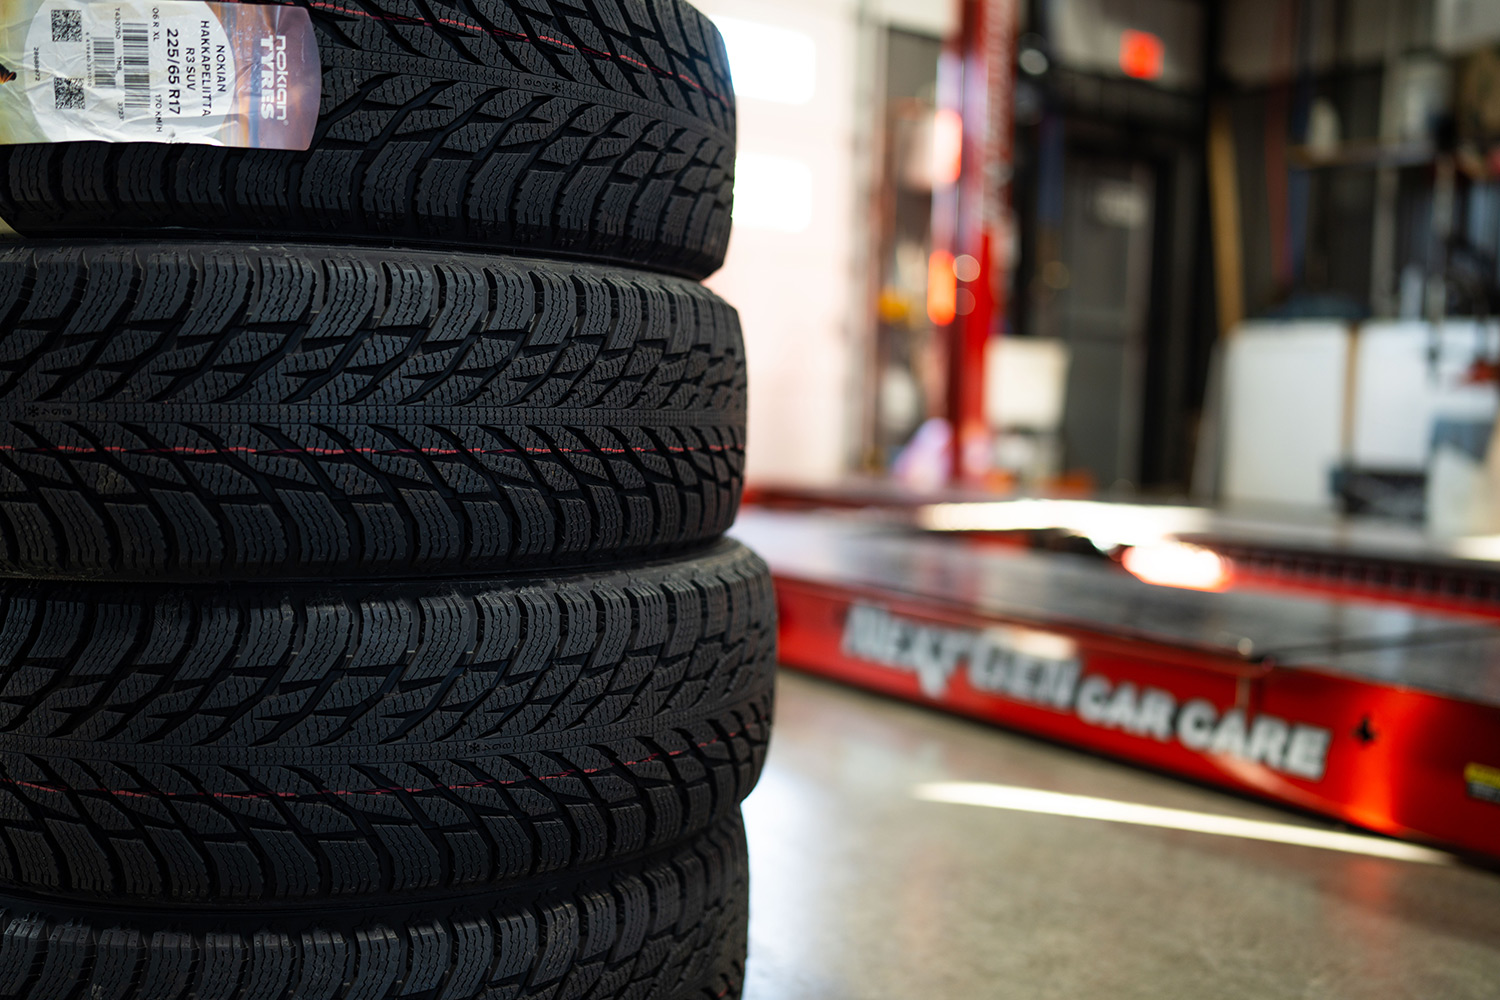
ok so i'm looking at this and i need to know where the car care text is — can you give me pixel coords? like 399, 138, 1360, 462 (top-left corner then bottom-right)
841, 603, 1332, 781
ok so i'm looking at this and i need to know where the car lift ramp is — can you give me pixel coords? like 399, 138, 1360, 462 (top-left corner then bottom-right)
745, 485, 1500, 615
731, 509, 1500, 861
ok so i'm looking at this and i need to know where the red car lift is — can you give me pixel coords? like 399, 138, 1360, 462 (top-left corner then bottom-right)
733, 509, 1500, 861
744, 483, 1500, 617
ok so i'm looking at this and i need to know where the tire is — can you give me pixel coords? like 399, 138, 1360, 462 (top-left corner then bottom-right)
0, 541, 774, 904
0, 241, 745, 581
0, 815, 747, 1000
0, 0, 736, 279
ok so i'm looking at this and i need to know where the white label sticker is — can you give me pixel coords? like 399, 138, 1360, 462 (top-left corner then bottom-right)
0, 0, 318, 148
24, 1, 235, 143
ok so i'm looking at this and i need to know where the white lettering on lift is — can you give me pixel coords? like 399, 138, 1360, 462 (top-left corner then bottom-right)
841, 604, 1334, 782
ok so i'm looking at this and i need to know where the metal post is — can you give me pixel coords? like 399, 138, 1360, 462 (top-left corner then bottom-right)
935, 0, 1018, 484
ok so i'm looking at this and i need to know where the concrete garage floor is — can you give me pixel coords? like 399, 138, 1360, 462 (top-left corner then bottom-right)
740, 670, 1500, 1000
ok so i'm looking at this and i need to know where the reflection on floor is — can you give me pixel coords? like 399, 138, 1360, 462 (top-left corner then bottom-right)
741, 670, 1500, 1000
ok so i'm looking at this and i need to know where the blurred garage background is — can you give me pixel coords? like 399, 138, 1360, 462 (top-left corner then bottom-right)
706, 0, 1500, 518
704, 0, 1500, 995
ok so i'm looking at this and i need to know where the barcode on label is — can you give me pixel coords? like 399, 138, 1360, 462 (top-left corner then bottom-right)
122, 23, 149, 110
50, 10, 82, 43
93, 38, 116, 89
53, 76, 84, 111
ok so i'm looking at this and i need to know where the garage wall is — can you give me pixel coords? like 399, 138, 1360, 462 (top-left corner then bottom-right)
694, 0, 864, 486
699, 0, 956, 486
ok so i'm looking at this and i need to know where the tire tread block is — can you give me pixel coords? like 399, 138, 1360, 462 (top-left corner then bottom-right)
0, 819, 749, 1000
0, 242, 746, 579
0, 542, 775, 903
0, 0, 736, 279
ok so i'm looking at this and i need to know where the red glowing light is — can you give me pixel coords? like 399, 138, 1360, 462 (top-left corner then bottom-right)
1119, 29, 1164, 81
928, 251, 957, 326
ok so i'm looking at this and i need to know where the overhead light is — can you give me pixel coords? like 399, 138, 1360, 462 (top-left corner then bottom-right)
711, 16, 816, 105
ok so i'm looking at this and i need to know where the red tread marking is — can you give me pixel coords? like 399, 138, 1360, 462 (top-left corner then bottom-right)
0, 443, 734, 457
305, 0, 731, 108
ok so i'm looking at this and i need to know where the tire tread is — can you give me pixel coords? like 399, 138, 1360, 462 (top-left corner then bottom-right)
0, 818, 748, 1000
0, 0, 736, 278
0, 242, 745, 580
0, 542, 775, 903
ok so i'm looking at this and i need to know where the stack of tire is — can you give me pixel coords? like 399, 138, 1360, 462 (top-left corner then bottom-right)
0, 1, 773, 998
